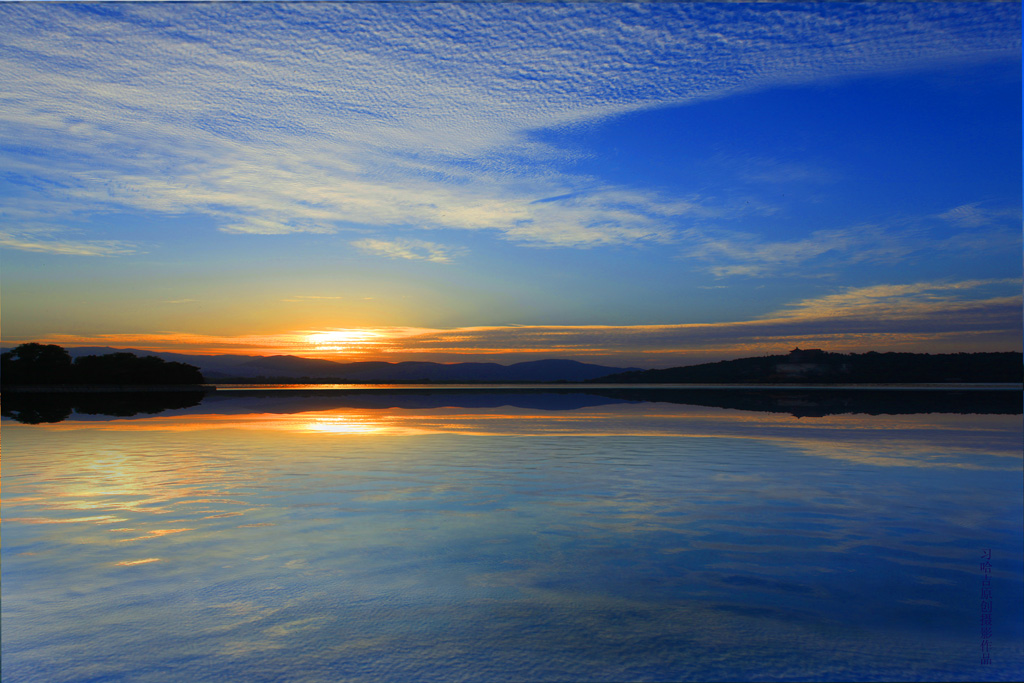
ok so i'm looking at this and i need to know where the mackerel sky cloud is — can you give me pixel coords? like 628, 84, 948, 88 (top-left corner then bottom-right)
0, 2, 1020, 364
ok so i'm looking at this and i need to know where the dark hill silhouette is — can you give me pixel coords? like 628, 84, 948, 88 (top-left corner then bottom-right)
222, 356, 638, 382
597, 349, 1024, 384
2, 343, 204, 386
0, 346, 639, 383
41, 346, 264, 374
233, 355, 385, 377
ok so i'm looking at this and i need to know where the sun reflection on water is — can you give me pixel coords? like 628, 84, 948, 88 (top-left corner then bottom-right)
3, 401, 1022, 681
300, 414, 389, 434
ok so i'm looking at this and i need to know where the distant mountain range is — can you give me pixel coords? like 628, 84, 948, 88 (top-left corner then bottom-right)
15, 347, 642, 383
5, 345, 1020, 385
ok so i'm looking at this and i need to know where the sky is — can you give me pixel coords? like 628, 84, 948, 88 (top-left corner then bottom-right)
0, 1, 1021, 368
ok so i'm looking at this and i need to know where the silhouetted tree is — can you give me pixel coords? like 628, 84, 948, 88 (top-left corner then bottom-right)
73, 353, 204, 385
2, 391, 207, 423
598, 351, 1023, 384
2, 343, 204, 386
1, 394, 74, 423
1, 343, 73, 384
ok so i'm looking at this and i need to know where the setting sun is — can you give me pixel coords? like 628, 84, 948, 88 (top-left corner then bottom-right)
305, 330, 384, 354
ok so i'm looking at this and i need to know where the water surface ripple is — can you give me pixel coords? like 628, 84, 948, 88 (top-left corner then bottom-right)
3, 392, 1021, 682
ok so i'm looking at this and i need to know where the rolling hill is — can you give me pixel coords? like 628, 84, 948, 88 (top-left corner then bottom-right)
7, 347, 640, 383
597, 349, 1024, 384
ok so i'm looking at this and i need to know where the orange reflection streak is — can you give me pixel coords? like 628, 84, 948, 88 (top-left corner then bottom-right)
3, 404, 1020, 582
10, 403, 1015, 432
7, 515, 130, 525
22, 410, 432, 435
115, 558, 162, 566
2, 429, 279, 555
10, 405, 1020, 471
119, 528, 196, 542
301, 414, 389, 435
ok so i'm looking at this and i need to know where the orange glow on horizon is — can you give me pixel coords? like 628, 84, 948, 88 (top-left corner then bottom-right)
0, 277, 1015, 364
305, 329, 387, 355
4, 309, 1019, 366
7, 407, 1017, 470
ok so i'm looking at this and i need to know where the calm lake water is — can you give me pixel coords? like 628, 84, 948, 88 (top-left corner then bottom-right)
3, 388, 1022, 682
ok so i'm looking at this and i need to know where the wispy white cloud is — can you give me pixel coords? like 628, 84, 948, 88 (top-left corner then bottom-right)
352, 238, 462, 264
370, 279, 1022, 362
681, 224, 922, 277
0, 230, 138, 257
0, 2, 1017, 254
281, 295, 343, 303
679, 195, 1024, 279
937, 202, 1021, 230
769, 278, 1022, 322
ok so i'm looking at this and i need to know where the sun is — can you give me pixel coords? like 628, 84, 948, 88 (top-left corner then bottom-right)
305, 329, 384, 354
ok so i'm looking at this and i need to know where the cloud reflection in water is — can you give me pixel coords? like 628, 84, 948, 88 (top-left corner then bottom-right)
2, 397, 1021, 681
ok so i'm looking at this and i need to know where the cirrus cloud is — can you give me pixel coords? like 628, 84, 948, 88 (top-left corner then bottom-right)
0, 1, 1018, 256
352, 238, 463, 264
0, 230, 138, 257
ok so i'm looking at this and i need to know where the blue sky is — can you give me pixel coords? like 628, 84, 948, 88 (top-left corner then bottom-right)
0, 2, 1020, 366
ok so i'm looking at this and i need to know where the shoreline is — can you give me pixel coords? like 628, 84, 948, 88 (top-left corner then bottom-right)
212, 382, 1023, 391
3, 382, 1021, 394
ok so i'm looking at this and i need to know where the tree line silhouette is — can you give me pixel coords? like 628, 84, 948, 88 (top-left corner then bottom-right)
1, 343, 205, 386
599, 349, 1024, 384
